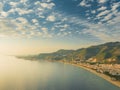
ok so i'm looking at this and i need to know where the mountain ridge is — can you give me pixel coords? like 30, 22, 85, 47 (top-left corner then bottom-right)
18, 42, 120, 64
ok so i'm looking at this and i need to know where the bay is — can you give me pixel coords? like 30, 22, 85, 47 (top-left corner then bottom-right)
0, 55, 119, 90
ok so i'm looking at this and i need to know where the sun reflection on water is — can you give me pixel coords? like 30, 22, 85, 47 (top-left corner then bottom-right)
0, 55, 55, 90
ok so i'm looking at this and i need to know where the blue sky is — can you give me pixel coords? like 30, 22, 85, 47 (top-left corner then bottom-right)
0, 0, 120, 55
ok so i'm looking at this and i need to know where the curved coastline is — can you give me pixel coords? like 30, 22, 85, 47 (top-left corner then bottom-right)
62, 62, 120, 88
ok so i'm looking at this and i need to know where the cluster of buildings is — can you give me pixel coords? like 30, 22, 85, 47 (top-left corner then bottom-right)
72, 61, 120, 81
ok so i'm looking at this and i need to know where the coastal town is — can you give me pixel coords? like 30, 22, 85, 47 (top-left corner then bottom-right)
59, 60, 120, 88
69, 60, 120, 81
60, 59, 120, 87
79, 63, 120, 80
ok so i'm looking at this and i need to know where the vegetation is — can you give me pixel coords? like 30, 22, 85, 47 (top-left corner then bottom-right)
18, 42, 120, 64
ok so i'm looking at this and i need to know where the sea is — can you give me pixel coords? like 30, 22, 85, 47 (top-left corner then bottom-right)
0, 55, 119, 90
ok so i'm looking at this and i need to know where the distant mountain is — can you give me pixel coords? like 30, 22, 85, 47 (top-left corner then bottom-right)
18, 42, 120, 64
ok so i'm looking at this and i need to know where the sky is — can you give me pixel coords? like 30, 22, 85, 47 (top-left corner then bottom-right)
0, 0, 120, 55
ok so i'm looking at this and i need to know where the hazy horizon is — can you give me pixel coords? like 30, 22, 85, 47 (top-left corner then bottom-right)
0, 37, 101, 55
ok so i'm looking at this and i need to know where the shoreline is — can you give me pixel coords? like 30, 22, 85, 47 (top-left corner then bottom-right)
61, 62, 120, 88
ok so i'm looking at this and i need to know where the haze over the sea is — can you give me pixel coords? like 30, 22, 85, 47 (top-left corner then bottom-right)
0, 0, 120, 55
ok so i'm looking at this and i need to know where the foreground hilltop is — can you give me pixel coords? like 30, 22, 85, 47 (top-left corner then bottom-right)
19, 42, 120, 64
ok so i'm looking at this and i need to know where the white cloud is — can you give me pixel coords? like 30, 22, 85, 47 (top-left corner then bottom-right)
111, 2, 120, 11
0, 0, 120, 41
0, 3, 8, 18
6, 6, 33, 16
87, 17, 91, 20
59, 24, 69, 31
34, 1, 40, 5
98, 0, 107, 3
41, 3, 49, 8
41, 2, 55, 9
39, 15, 45, 18
35, 1, 55, 9
34, 1, 55, 20
95, 2, 120, 24
46, 15, 56, 22
63, 24, 69, 29
41, 27, 48, 35
101, 13, 113, 22
15, 8, 33, 15
32, 19, 38, 23
0, 19, 17, 37
20, 0, 27, 3
97, 6, 107, 11
0, 11, 8, 17
79, 0, 86, 6
107, 12, 120, 25
41, 27, 48, 31
91, 10, 96, 14
0, 0, 56, 39
16, 17, 28, 24
78, 0, 91, 7
0, 18, 44, 38
61, 17, 68, 22
9, 2, 18, 7
97, 10, 110, 17
112, 9, 118, 15
82, 24, 114, 41
0, 2, 3, 11
41, 27, 53, 38
62, 14, 120, 42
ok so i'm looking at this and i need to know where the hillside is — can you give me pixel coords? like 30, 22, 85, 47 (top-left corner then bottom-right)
18, 42, 120, 64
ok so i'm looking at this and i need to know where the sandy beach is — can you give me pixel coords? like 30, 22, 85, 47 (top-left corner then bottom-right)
62, 62, 120, 88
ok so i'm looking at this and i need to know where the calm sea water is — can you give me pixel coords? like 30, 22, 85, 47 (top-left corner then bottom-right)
0, 55, 120, 90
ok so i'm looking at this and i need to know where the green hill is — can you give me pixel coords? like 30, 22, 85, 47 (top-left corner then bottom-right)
18, 42, 120, 64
